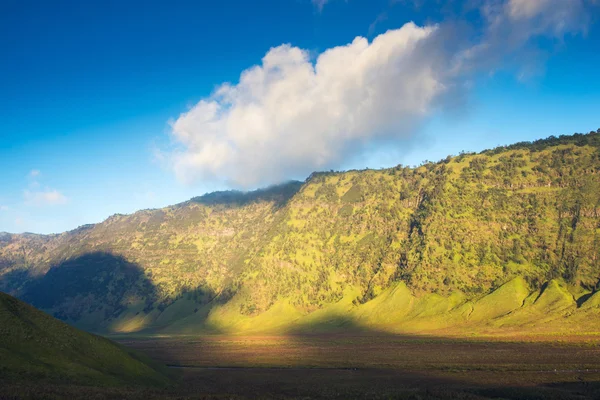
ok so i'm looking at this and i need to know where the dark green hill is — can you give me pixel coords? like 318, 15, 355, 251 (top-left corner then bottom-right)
0, 291, 171, 386
0, 130, 599, 335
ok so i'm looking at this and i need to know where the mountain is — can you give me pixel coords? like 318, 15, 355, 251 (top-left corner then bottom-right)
1, 130, 599, 335
0, 291, 171, 386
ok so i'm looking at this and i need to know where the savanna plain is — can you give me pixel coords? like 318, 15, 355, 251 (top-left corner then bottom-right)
5, 333, 600, 399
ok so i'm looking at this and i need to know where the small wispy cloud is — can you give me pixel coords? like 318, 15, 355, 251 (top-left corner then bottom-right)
0, 205, 8, 211
151, 142, 167, 164
27, 169, 42, 189
24, 189, 69, 206
368, 12, 388, 36
312, 0, 329, 12
21, 170, 69, 207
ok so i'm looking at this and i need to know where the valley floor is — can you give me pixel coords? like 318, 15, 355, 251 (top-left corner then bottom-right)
2, 333, 600, 399
118, 333, 600, 371
7, 333, 598, 399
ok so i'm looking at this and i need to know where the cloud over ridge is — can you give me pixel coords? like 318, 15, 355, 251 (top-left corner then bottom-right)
171, 22, 450, 186
168, 0, 593, 188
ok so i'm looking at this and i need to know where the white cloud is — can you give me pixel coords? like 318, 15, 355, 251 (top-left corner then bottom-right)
460, 0, 591, 80
24, 189, 69, 206
490, 0, 588, 40
21, 170, 69, 207
167, 0, 595, 188
507, 0, 551, 19
0, 205, 8, 211
312, 0, 329, 12
507, 0, 578, 22
170, 23, 455, 187
27, 169, 42, 189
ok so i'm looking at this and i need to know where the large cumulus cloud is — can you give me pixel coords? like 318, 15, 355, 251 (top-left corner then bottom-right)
168, 0, 594, 188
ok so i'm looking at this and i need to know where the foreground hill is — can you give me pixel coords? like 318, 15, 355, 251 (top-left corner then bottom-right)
0, 130, 599, 335
0, 291, 171, 386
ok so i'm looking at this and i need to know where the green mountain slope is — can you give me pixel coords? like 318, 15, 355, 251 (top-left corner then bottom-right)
0, 130, 599, 335
0, 291, 171, 385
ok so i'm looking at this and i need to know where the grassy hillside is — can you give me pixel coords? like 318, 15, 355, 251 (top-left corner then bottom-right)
0, 291, 172, 386
0, 130, 599, 335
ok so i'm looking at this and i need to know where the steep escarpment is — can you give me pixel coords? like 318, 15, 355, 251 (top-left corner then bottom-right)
1, 130, 599, 334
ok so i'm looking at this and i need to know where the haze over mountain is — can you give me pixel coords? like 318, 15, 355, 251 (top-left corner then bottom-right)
1, 131, 599, 335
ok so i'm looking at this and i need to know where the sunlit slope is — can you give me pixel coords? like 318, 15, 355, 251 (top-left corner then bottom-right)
154, 276, 600, 335
0, 292, 171, 385
0, 130, 599, 335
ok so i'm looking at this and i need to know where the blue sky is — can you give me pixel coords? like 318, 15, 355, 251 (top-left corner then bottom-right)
1, 0, 599, 234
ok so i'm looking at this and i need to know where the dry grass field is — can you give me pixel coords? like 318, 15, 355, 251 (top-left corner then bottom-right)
90, 333, 600, 399
118, 334, 600, 371
2, 333, 600, 398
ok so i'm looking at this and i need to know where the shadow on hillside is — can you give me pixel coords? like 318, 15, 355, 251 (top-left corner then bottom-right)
188, 181, 302, 210
0, 251, 230, 334
18, 253, 157, 324
577, 292, 594, 307
0, 266, 33, 295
